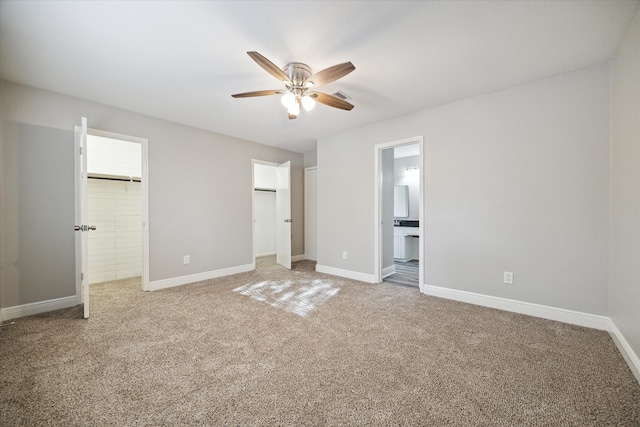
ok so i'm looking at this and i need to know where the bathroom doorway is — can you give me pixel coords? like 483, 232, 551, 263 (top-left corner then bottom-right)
374, 137, 424, 290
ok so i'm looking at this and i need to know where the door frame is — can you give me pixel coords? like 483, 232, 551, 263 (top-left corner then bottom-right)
83, 127, 150, 292
251, 159, 292, 269
373, 136, 424, 290
304, 166, 318, 261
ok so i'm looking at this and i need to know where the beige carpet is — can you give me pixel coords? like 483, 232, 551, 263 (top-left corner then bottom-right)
1, 256, 639, 426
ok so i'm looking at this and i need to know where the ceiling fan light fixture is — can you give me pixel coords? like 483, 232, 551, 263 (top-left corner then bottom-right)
287, 101, 300, 116
301, 95, 316, 111
232, 52, 355, 119
281, 92, 295, 108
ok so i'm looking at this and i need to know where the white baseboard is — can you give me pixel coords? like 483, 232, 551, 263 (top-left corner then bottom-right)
256, 253, 305, 262
382, 265, 396, 278
607, 319, 640, 384
422, 284, 610, 331
256, 252, 276, 257
0, 295, 78, 322
150, 263, 255, 291
315, 264, 376, 283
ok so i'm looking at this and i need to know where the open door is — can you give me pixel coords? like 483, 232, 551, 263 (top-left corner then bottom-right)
276, 161, 292, 269
74, 117, 91, 318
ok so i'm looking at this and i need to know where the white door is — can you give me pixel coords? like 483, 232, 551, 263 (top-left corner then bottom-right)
304, 167, 317, 261
74, 117, 90, 318
276, 161, 292, 269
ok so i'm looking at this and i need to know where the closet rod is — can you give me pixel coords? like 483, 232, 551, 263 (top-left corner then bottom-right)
88, 175, 141, 183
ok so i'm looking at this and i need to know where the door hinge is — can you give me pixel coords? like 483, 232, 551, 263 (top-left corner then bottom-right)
81, 272, 84, 281
79, 146, 83, 155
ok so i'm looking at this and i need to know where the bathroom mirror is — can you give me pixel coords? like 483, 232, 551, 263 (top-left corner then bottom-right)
394, 185, 409, 218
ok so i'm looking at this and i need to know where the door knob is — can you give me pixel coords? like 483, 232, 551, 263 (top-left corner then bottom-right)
74, 225, 97, 231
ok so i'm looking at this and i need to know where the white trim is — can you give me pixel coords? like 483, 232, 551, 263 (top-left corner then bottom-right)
88, 128, 147, 145
0, 296, 78, 322
255, 252, 307, 263
422, 284, 610, 330
608, 319, 640, 384
256, 252, 277, 257
149, 263, 255, 291
316, 264, 376, 283
382, 265, 396, 278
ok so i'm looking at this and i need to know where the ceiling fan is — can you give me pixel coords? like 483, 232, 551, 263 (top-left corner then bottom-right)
231, 51, 355, 120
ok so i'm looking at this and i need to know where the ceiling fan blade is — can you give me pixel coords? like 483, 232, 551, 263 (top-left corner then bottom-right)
304, 62, 355, 87
231, 90, 284, 98
309, 92, 354, 111
247, 51, 291, 84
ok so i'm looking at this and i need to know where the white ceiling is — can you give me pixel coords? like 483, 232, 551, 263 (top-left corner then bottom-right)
1, 1, 638, 154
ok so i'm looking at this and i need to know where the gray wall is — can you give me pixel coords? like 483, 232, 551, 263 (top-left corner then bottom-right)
610, 8, 640, 365
2, 123, 76, 306
1, 81, 304, 308
318, 64, 610, 315
304, 151, 317, 168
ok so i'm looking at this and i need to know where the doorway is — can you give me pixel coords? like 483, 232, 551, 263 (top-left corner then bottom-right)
86, 134, 144, 289
374, 137, 424, 290
253, 162, 278, 258
252, 160, 292, 269
82, 127, 149, 292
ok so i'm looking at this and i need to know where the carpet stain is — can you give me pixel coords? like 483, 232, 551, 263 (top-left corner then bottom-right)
233, 279, 340, 317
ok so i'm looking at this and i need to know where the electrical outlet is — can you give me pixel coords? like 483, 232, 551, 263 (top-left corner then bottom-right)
183, 255, 190, 264
342, 251, 348, 260
503, 271, 513, 284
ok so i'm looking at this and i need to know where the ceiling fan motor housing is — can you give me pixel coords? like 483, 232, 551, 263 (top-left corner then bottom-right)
283, 62, 312, 93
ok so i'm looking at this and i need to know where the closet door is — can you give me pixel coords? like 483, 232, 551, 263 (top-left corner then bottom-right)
74, 117, 91, 318
304, 167, 317, 261
276, 161, 291, 269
